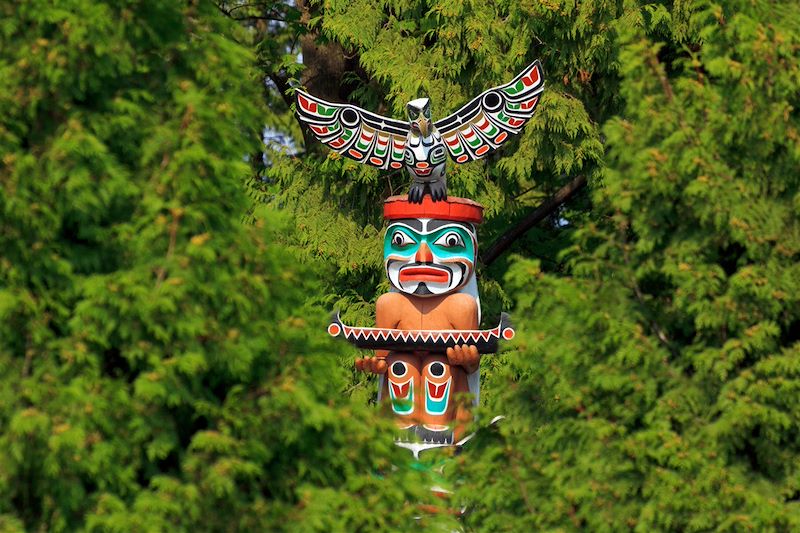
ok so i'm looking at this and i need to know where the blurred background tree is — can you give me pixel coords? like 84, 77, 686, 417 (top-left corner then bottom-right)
0, 1, 445, 531
2, 0, 799, 530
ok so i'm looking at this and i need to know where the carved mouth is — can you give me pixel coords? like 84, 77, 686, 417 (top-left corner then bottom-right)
399, 266, 449, 283
413, 167, 433, 176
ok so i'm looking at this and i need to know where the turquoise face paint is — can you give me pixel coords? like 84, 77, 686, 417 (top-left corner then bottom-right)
383, 225, 474, 261
425, 378, 451, 415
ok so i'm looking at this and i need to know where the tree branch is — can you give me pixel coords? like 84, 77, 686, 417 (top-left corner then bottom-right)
480, 174, 587, 266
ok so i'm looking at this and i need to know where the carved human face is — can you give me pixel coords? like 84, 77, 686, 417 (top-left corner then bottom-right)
384, 218, 476, 296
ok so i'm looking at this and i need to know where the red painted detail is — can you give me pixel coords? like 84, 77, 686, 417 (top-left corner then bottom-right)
456, 154, 469, 163
445, 137, 461, 147
462, 128, 475, 139
508, 117, 524, 127
390, 161, 402, 169
383, 195, 484, 224
348, 149, 363, 158
522, 65, 540, 87
414, 167, 433, 176
328, 323, 341, 336
502, 328, 515, 340
298, 93, 317, 113
495, 132, 508, 143
521, 96, 538, 110
330, 138, 345, 149
391, 381, 410, 398
476, 145, 490, 156
393, 140, 405, 149
416, 161, 429, 169
400, 266, 448, 283
427, 380, 448, 400
369, 157, 383, 166
377, 136, 389, 146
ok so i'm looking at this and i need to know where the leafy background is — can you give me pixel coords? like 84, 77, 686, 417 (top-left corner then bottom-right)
1, 0, 799, 531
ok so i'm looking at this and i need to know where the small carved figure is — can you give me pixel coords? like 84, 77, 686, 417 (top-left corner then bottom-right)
296, 61, 544, 202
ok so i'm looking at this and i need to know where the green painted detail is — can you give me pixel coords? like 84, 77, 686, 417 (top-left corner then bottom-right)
467, 135, 482, 148
508, 103, 521, 110
497, 111, 511, 124
374, 144, 388, 156
390, 380, 414, 415
341, 128, 353, 141
356, 139, 370, 150
502, 80, 525, 96
317, 103, 336, 117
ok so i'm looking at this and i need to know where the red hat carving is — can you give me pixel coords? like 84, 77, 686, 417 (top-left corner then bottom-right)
383, 196, 484, 224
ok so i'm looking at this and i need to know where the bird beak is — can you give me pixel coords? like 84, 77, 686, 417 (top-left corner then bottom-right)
415, 117, 431, 137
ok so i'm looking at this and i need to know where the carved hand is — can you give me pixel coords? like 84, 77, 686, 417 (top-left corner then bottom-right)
355, 355, 387, 374
446, 344, 480, 374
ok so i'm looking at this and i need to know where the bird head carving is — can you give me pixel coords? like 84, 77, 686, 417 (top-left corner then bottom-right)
406, 98, 432, 137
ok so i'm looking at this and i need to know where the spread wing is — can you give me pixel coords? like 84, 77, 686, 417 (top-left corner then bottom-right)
434, 60, 544, 164
295, 90, 410, 170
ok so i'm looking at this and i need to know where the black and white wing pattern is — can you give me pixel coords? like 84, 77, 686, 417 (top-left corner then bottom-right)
434, 61, 544, 164
295, 90, 410, 170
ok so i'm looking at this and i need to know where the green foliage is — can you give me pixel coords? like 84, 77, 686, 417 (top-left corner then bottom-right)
3, 0, 800, 531
452, 2, 800, 531
1, 1, 443, 531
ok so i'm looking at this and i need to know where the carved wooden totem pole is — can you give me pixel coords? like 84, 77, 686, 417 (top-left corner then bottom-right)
297, 60, 544, 457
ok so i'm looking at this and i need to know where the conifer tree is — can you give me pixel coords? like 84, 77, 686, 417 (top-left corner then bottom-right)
453, 2, 800, 530
1, 2, 443, 530
237, 0, 800, 530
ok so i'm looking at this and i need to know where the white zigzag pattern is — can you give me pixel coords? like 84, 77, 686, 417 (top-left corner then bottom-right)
340, 325, 504, 343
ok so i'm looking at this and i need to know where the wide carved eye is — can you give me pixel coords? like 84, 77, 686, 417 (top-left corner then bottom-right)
433, 231, 465, 248
407, 107, 419, 121
428, 361, 445, 378
423, 106, 431, 119
391, 230, 415, 247
391, 361, 407, 377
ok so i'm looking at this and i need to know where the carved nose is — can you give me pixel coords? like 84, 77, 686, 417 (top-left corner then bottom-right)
415, 242, 433, 263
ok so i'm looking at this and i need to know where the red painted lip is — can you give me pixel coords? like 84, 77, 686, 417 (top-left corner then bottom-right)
414, 167, 433, 176
399, 267, 449, 283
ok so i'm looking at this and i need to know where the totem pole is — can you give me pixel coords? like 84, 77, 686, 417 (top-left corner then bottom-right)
296, 60, 544, 456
